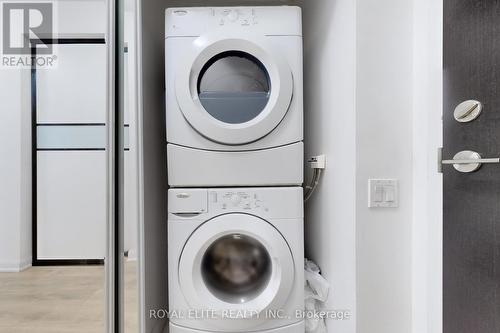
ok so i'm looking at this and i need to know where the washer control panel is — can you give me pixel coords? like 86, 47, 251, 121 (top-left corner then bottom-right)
169, 188, 302, 219
209, 190, 268, 212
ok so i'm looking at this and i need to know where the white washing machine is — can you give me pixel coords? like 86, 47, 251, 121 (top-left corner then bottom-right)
168, 187, 305, 333
165, 6, 303, 187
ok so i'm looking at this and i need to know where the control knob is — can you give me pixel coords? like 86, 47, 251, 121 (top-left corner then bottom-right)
230, 194, 241, 206
228, 10, 239, 21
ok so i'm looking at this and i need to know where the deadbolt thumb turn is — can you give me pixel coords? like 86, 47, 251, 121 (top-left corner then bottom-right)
438, 149, 500, 173
454, 100, 483, 123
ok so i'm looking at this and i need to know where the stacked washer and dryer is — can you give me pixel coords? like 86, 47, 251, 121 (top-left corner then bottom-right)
165, 6, 305, 333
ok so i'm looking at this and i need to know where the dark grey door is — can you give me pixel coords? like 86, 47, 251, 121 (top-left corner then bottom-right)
444, 1, 500, 332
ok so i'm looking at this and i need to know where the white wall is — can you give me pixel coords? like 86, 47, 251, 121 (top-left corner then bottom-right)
0, 0, 107, 271
0, 69, 28, 272
301, 1, 357, 332
19, 66, 32, 270
356, 1, 414, 333
412, 1, 443, 333
303, 1, 442, 333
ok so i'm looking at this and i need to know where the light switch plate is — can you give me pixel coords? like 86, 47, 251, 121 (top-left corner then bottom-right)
368, 179, 399, 208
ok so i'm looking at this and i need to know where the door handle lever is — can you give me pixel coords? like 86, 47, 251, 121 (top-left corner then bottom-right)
441, 158, 500, 164
438, 149, 499, 173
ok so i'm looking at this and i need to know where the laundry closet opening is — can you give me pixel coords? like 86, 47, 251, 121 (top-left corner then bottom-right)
137, 1, 356, 333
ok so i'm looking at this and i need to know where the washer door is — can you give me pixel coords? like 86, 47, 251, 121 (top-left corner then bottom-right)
178, 214, 295, 329
175, 33, 294, 145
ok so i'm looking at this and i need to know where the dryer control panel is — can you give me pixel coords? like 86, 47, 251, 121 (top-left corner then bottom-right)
213, 8, 258, 27
165, 6, 302, 38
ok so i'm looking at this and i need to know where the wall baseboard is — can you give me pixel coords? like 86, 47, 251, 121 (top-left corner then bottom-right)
0, 257, 32, 272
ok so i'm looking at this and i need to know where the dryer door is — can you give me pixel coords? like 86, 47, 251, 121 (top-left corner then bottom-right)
175, 34, 294, 145
178, 213, 295, 330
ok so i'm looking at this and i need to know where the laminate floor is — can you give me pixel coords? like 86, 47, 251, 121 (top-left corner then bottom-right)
0, 261, 138, 333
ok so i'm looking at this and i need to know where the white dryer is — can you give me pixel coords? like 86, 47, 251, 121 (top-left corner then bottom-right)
165, 6, 303, 187
168, 187, 305, 333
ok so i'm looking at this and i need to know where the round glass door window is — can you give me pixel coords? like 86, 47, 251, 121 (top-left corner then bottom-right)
201, 234, 272, 304
197, 51, 271, 124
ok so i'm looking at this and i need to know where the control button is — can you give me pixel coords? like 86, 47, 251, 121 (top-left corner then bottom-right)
254, 200, 262, 208
222, 203, 227, 210
173, 10, 188, 16
219, 19, 225, 26
228, 11, 239, 21
230, 194, 241, 206
241, 19, 250, 26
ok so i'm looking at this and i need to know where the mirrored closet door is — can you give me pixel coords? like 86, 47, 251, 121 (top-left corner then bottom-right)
0, 1, 113, 332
